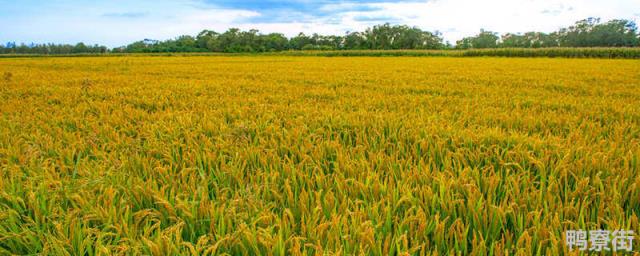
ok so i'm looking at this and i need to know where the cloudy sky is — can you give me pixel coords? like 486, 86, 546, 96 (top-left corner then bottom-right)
1, 0, 638, 47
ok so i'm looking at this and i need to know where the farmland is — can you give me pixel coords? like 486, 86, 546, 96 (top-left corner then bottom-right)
0, 56, 639, 255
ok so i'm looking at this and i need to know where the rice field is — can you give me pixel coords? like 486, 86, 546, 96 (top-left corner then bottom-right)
0, 56, 639, 255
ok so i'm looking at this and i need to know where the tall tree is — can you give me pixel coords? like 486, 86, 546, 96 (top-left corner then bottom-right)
456, 29, 499, 49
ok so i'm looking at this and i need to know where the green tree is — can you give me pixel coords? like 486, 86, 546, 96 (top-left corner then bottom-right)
263, 33, 288, 51
344, 32, 367, 50
72, 42, 89, 53
456, 29, 499, 49
290, 33, 311, 50
196, 30, 219, 50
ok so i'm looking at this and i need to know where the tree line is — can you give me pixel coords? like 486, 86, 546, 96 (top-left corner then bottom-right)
0, 42, 108, 55
1, 17, 638, 54
117, 24, 446, 53
456, 18, 639, 49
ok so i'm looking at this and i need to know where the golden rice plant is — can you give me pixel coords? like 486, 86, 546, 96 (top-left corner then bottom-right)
0, 56, 638, 255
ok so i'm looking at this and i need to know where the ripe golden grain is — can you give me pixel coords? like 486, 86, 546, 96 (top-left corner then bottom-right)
0, 56, 639, 255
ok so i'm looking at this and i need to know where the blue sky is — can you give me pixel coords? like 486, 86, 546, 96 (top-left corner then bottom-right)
1, 0, 638, 47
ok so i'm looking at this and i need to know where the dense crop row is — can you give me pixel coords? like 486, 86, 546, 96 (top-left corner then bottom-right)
3, 47, 640, 59
461, 47, 640, 58
281, 48, 640, 58
0, 57, 639, 255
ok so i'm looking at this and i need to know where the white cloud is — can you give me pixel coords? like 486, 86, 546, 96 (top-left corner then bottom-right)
0, 0, 261, 46
228, 0, 639, 43
0, 0, 638, 46
348, 0, 639, 43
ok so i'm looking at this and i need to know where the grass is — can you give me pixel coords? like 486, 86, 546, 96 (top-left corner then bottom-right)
0, 56, 639, 255
1, 47, 640, 59
277, 48, 640, 58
